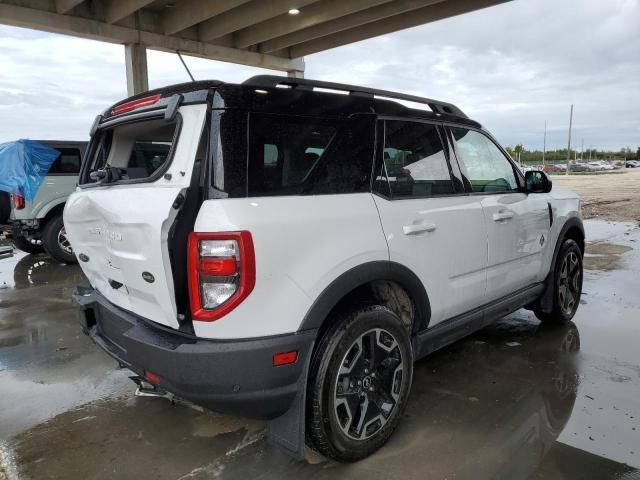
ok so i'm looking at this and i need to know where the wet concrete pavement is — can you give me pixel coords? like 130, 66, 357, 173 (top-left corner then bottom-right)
1, 219, 639, 479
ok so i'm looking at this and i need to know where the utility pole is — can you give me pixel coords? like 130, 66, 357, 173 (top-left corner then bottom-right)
565, 104, 573, 175
542, 120, 547, 167
581, 139, 584, 161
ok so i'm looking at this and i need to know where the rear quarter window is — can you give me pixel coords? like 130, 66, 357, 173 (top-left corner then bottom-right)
82, 117, 179, 185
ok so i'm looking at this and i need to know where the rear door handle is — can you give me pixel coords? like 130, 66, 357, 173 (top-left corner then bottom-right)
403, 223, 436, 235
493, 211, 514, 222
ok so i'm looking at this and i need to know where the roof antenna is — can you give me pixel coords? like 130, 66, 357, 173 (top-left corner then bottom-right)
176, 50, 195, 82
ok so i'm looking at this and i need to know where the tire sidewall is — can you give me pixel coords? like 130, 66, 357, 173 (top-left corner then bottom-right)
42, 215, 77, 264
310, 306, 413, 460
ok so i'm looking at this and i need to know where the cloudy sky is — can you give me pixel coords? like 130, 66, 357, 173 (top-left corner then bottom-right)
0, 0, 638, 151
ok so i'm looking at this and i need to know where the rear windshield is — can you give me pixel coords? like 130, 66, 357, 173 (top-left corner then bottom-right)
211, 112, 375, 198
81, 117, 179, 185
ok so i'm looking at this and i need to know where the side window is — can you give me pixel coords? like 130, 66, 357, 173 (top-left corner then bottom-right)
381, 120, 454, 198
450, 128, 518, 193
247, 113, 374, 196
48, 148, 81, 175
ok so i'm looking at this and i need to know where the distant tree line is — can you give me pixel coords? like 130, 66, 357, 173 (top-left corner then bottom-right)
504, 146, 640, 164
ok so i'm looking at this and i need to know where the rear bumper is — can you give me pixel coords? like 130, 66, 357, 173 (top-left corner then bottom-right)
72, 287, 316, 420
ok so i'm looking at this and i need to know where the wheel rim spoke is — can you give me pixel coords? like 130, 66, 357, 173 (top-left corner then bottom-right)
334, 327, 404, 441
355, 395, 370, 437
57, 227, 73, 254
559, 250, 581, 315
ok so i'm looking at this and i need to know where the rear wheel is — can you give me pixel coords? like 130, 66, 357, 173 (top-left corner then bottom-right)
535, 239, 583, 324
12, 235, 45, 255
42, 215, 77, 264
307, 305, 413, 461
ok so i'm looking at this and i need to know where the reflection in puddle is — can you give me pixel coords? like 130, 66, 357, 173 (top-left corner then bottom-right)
0, 325, 47, 348
11, 254, 85, 289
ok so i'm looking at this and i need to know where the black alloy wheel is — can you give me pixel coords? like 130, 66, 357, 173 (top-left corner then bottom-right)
307, 305, 413, 461
535, 239, 583, 324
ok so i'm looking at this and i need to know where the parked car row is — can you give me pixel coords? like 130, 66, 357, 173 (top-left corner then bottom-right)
527, 161, 624, 173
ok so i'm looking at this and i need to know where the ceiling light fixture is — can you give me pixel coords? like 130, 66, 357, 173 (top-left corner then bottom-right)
288, 8, 300, 15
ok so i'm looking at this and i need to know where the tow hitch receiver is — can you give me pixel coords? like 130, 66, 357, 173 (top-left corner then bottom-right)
129, 376, 203, 412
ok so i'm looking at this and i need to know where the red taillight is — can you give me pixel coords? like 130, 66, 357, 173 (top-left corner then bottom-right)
111, 94, 161, 115
273, 351, 298, 366
10, 194, 24, 210
187, 231, 255, 322
143, 370, 160, 385
199, 257, 237, 276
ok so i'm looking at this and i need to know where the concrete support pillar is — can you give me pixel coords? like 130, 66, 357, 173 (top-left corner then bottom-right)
287, 69, 304, 79
286, 57, 305, 78
124, 43, 149, 96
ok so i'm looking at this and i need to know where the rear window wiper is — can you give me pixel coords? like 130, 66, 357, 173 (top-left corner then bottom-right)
89, 166, 125, 183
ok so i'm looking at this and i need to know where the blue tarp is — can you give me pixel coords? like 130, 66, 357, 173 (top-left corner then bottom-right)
0, 140, 59, 202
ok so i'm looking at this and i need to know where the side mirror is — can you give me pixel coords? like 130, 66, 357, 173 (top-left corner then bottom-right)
524, 170, 552, 193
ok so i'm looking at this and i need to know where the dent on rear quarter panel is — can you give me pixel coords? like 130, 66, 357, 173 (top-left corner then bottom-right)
191, 193, 389, 339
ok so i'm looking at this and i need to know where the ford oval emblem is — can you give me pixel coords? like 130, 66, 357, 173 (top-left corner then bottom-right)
142, 271, 155, 283
79, 253, 90, 263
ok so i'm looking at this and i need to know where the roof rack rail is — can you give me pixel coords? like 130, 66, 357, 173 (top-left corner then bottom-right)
242, 75, 468, 119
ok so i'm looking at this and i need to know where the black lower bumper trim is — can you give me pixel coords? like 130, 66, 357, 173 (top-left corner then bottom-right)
72, 287, 317, 420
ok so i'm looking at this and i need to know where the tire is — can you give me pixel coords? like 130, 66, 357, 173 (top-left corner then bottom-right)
42, 215, 77, 264
12, 235, 45, 255
306, 305, 413, 461
535, 239, 583, 324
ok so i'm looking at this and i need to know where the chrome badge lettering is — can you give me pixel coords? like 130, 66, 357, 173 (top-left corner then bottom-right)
88, 227, 123, 241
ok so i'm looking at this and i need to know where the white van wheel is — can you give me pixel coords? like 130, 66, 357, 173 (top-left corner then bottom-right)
42, 215, 77, 264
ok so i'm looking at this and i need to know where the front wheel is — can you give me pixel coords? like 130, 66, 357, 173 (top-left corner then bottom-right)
42, 215, 77, 264
306, 306, 413, 461
535, 239, 583, 324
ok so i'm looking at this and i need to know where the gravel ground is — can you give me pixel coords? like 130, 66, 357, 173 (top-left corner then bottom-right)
553, 168, 640, 222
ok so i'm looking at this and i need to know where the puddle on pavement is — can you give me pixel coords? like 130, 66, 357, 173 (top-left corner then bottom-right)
0, 325, 47, 348
584, 241, 633, 271
8, 396, 265, 480
584, 220, 640, 243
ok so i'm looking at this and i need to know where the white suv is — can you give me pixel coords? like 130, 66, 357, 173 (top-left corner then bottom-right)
65, 76, 584, 461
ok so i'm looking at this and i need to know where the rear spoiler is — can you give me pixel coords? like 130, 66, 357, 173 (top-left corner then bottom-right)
93, 86, 214, 136
91, 93, 185, 136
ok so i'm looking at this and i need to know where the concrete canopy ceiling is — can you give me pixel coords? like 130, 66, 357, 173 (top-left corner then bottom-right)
0, 0, 508, 74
